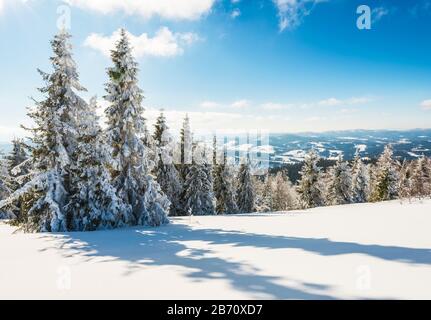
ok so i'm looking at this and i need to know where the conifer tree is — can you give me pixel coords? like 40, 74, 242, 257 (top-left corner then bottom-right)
398, 160, 414, 200
104, 29, 169, 226
66, 97, 130, 231
351, 150, 370, 203
153, 111, 182, 216
182, 144, 215, 215
297, 149, 324, 208
0, 30, 87, 231
325, 156, 352, 205
213, 137, 238, 214
370, 145, 399, 202
236, 158, 255, 213
411, 156, 431, 199
271, 171, 298, 211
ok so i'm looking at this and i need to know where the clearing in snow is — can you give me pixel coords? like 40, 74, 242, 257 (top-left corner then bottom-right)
1, 200, 431, 299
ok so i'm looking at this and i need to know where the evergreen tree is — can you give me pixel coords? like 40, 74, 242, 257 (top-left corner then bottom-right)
0, 30, 86, 231
0, 152, 12, 219
66, 97, 130, 231
351, 150, 370, 203
3, 139, 31, 220
236, 159, 255, 213
254, 175, 273, 212
271, 171, 298, 211
325, 156, 352, 205
179, 114, 193, 179
213, 138, 238, 214
297, 149, 324, 209
398, 160, 414, 200
153, 111, 182, 216
182, 145, 215, 215
411, 156, 431, 199
104, 29, 169, 226
370, 145, 399, 202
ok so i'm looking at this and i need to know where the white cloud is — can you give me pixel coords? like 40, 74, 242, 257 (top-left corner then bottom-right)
231, 8, 241, 19
420, 100, 431, 110
372, 7, 389, 22
0, 1, 4, 13
231, 99, 250, 108
318, 97, 373, 107
65, 0, 216, 20
261, 102, 292, 110
84, 27, 200, 58
318, 97, 342, 107
200, 101, 220, 108
273, 0, 325, 31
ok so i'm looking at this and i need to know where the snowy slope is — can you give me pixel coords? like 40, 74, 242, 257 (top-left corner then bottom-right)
1, 200, 431, 300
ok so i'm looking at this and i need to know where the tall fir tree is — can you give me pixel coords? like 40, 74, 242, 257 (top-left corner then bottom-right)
398, 160, 414, 200
182, 144, 215, 215
66, 97, 130, 231
104, 29, 169, 226
0, 30, 87, 231
325, 156, 352, 205
271, 171, 298, 211
3, 139, 31, 220
153, 111, 183, 216
236, 158, 255, 213
0, 152, 11, 219
351, 150, 370, 203
297, 149, 324, 209
370, 145, 399, 202
213, 137, 238, 214
411, 156, 431, 198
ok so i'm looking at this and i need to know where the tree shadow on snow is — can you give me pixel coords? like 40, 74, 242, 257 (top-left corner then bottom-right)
37, 221, 431, 299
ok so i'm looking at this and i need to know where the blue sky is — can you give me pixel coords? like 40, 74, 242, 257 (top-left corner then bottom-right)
0, 0, 430, 141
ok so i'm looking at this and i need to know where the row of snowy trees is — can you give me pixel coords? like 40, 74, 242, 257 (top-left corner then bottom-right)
1, 30, 430, 232
0, 29, 258, 231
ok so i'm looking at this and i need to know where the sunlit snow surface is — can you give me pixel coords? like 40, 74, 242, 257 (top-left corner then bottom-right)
1, 200, 431, 299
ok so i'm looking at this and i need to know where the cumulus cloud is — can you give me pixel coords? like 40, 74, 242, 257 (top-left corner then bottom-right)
420, 100, 431, 110
372, 6, 389, 23
273, 0, 326, 31
261, 102, 292, 110
231, 99, 250, 108
65, 0, 216, 20
318, 97, 373, 107
200, 101, 220, 108
84, 27, 200, 58
231, 8, 241, 19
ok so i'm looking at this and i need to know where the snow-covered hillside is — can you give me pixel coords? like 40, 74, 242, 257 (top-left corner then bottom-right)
1, 200, 431, 300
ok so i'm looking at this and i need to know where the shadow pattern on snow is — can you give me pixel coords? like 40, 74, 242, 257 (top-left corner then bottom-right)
37, 221, 431, 299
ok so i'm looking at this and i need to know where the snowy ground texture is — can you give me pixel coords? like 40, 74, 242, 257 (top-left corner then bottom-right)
1, 200, 431, 300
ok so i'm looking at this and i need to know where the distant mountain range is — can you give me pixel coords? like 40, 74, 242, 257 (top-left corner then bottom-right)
268, 129, 431, 166
1, 129, 431, 166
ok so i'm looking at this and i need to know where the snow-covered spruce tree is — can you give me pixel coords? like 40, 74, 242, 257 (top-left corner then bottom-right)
271, 171, 298, 211
152, 111, 183, 216
104, 29, 169, 226
411, 156, 431, 199
66, 97, 130, 231
351, 150, 370, 203
297, 149, 324, 209
236, 158, 255, 213
325, 156, 352, 206
179, 114, 193, 180
182, 144, 215, 215
2, 139, 31, 220
398, 160, 414, 200
0, 152, 12, 219
213, 138, 238, 214
0, 30, 87, 231
254, 175, 272, 212
370, 145, 399, 202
